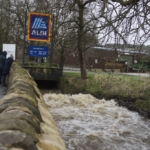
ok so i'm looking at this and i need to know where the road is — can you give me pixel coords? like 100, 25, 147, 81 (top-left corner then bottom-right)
121, 72, 150, 77
64, 68, 150, 77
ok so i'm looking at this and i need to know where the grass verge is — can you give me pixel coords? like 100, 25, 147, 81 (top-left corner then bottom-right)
59, 71, 150, 113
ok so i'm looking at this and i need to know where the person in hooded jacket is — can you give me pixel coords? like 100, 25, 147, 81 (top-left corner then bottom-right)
1, 54, 13, 86
0, 51, 7, 84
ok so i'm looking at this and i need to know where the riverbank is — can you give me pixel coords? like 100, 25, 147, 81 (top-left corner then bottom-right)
59, 72, 150, 119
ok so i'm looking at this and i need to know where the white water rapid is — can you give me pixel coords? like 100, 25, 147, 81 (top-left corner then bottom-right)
43, 93, 150, 150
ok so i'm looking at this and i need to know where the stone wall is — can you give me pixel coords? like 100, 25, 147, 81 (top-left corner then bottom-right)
0, 62, 66, 150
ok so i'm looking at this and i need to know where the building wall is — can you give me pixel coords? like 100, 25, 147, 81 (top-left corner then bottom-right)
86, 48, 118, 69
52, 48, 149, 72
53, 48, 119, 70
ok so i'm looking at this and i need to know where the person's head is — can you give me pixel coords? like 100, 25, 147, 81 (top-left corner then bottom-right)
3, 51, 7, 57
1, 51, 7, 57
10, 54, 13, 59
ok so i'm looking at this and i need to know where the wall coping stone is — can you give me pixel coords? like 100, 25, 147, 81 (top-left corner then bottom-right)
0, 62, 66, 150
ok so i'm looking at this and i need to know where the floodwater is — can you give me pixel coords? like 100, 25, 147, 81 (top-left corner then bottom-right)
43, 93, 150, 150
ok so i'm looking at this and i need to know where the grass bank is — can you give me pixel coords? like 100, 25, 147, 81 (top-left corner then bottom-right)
59, 72, 150, 118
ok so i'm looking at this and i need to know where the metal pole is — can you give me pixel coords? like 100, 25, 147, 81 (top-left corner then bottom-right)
50, 14, 54, 67
22, 10, 27, 67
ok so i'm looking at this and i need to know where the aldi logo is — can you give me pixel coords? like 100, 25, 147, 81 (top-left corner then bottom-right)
28, 12, 51, 42
32, 18, 47, 29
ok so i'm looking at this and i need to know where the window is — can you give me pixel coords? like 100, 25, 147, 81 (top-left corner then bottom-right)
95, 59, 98, 64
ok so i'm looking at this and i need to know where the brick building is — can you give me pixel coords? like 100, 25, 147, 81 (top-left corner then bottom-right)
52, 46, 149, 72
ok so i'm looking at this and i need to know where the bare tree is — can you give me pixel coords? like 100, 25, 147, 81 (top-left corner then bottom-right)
0, 0, 150, 77
64, 0, 150, 79
99, 0, 150, 52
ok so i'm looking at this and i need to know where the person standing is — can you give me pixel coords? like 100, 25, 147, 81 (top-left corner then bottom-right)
0, 51, 7, 84
1, 54, 13, 86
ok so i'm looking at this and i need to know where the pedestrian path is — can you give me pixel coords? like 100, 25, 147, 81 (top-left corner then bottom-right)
0, 84, 7, 99
121, 73, 150, 77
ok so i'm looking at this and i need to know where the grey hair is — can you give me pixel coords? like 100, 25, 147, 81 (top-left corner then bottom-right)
10, 54, 13, 59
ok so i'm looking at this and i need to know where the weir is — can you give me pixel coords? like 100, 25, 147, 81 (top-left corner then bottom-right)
0, 62, 66, 150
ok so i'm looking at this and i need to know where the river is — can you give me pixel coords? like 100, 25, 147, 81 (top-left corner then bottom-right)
43, 93, 150, 150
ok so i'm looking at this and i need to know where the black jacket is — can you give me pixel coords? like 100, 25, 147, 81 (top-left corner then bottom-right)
0, 52, 6, 69
2, 57, 13, 75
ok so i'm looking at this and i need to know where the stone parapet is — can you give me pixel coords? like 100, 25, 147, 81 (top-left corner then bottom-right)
0, 62, 66, 150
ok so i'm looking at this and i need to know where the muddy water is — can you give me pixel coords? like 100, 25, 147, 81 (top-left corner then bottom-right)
43, 93, 150, 150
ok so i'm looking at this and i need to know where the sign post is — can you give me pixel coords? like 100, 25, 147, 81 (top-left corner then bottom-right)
22, 10, 27, 67
50, 14, 54, 67
27, 12, 51, 42
3, 44, 16, 60
22, 12, 53, 67
28, 46, 48, 57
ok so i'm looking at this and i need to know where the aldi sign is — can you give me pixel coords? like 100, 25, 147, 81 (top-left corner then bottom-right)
28, 12, 51, 42
28, 46, 48, 57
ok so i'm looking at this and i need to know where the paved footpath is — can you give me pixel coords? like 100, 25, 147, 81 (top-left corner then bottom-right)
0, 84, 7, 99
121, 73, 150, 77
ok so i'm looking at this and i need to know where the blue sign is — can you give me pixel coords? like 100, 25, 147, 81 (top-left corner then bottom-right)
28, 46, 48, 57
28, 12, 51, 42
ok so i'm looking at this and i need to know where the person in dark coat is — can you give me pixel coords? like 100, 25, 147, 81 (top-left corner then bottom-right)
0, 51, 7, 84
1, 54, 13, 86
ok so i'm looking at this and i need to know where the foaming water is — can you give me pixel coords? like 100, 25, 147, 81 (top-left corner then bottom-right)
43, 93, 150, 150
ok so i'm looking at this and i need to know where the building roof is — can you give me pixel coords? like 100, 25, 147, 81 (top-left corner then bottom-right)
91, 46, 149, 55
